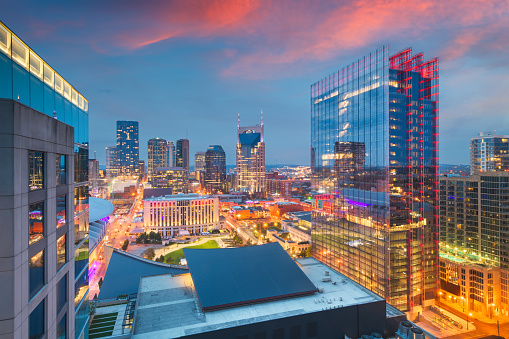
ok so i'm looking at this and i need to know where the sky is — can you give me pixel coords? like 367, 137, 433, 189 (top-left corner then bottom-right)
1, 0, 509, 165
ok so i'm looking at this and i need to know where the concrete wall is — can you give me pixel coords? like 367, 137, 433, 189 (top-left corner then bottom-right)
0, 99, 75, 339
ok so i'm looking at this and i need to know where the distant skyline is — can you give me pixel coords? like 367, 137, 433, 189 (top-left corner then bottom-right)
1, 1, 508, 165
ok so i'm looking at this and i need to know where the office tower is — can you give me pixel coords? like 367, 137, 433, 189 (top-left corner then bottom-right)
139, 160, 145, 180
116, 121, 139, 175
439, 172, 509, 317
205, 145, 226, 194
176, 139, 190, 171
195, 151, 206, 172
470, 132, 509, 175
147, 138, 168, 182
236, 113, 265, 196
311, 46, 439, 313
266, 172, 292, 199
89, 159, 99, 190
105, 146, 118, 178
167, 141, 175, 167
152, 167, 189, 193
0, 20, 89, 338
143, 194, 220, 237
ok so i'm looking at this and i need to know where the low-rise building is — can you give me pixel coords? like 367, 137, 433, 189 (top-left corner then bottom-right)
152, 167, 188, 193
143, 194, 219, 237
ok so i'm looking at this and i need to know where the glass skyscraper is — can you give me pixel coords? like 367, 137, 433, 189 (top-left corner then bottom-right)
176, 139, 190, 171
205, 145, 226, 194
470, 132, 509, 175
147, 137, 168, 183
116, 121, 139, 175
0, 20, 89, 338
311, 46, 439, 312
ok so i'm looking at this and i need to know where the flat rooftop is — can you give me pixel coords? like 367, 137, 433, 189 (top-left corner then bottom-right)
132, 257, 384, 338
144, 194, 216, 202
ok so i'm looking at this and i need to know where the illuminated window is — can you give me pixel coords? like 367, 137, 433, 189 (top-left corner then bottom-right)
29, 151, 44, 191
55, 74, 63, 94
0, 23, 11, 56
29, 250, 44, 299
29, 201, 44, 245
43, 64, 54, 88
71, 88, 78, 105
63, 81, 71, 100
57, 195, 66, 228
78, 95, 84, 109
29, 51, 43, 80
11, 35, 28, 69
57, 234, 66, 271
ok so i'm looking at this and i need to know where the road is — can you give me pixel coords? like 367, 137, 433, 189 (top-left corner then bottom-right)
439, 303, 507, 339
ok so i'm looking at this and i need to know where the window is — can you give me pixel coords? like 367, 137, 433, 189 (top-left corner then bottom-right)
43, 64, 54, 88
273, 328, 284, 339
74, 270, 88, 307
55, 74, 63, 95
11, 35, 28, 69
29, 299, 45, 339
57, 195, 67, 228
57, 275, 67, 314
57, 314, 66, 339
56, 155, 66, 186
29, 250, 44, 299
29, 51, 43, 80
254, 332, 267, 339
74, 240, 89, 279
29, 151, 44, 191
29, 202, 44, 245
290, 325, 301, 339
57, 234, 66, 271
0, 23, 11, 56
63, 81, 71, 100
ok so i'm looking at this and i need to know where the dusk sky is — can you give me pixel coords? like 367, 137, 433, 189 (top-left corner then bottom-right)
2, 0, 509, 165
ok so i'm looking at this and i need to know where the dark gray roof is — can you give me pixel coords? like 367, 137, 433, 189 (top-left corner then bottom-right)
143, 187, 173, 199
98, 250, 188, 299
184, 243, 317, 311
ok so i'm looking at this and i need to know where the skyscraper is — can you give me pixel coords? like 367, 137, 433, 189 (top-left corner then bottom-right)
311, 46, 439, 313
0, 20, 89, 338
176, 139, 190, 171
205, 145, 226, 193
195, 152, 206, 172
470, 131, 509, 175
147, 138, 168, 183
236, 113, 265, 196
167, 141, 175, 167
116, 121, 139, 175
105, 146, 118, 178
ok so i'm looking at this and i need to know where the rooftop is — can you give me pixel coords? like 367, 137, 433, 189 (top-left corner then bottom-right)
132, 256, 383, 338
144, 194, 217, 202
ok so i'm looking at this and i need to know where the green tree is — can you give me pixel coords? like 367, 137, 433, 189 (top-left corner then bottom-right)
145, 248, 156, 260
165, 256, 174, 264
122, 239, 129, 251
155, 255, 165, 262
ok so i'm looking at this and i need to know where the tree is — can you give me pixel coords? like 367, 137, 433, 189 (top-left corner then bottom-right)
145, 248, 155, 260
122, 240, 129, 251
98, 277, 103, 289
165, 256, 174, 264
155, 255, 165, 263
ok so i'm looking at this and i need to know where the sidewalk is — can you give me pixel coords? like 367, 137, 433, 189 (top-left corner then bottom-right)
438, 298, 509, 325
415, 306, 475, 338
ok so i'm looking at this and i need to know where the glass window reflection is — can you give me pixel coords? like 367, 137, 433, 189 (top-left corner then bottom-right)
57, 195, 66, 228
56, 154, 66, 186
29, 299, 44, 339
29, 151, 44, 191
29, 250, 44, 300
56, 234, 66, 271
29, 202, 44, 245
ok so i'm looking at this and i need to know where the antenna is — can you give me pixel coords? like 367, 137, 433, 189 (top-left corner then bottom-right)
238, 113, 240, 129
261, 109, 263, 126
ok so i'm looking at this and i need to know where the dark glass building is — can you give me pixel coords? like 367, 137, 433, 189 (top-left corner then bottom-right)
205, 145, 226, 194
147, 137, 168, 183
116, 121, 139, 175
311, 46, 439, 312
176, 139, 190, 171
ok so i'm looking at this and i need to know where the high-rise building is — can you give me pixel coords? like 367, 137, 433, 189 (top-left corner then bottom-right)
89, 159, 100, 190
116, 121, 139, 175
470, 131, 509, 175
176, 139, 190, 171
195, 151, 206, 172
311, 46, 439, 313
439, 172, 509, 317
0, 20, 89, 338
236, 113, 265, 196
105, 146, 118, 178
205, 145, 226, 194
147, 138, 168, 182
138, 160, 146, 180
152, 167, 189, 193
167, 141, 175, 167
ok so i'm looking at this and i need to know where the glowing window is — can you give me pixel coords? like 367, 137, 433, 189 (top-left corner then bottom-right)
63, 81, 71, 100
29, 51, 43, 79
78, 94, 84, 109
11, 35, 28, 69
0, 24, 11, 56
55, 74, 63, 94
84, 100, 88, 112
43, 64, 54, 88
71, 88, 78, 105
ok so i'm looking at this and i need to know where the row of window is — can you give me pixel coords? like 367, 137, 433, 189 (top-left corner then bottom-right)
29, 152, 66, 191
29, 197, 66, 246
29, 290, 67, 339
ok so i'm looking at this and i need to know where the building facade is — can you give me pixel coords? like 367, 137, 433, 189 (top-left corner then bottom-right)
266, 172, 292, 199
236, 114, 265, 196
176, 139, 189, 171
167, 141, 175, 167
470, 132, 509, 175
147, 138, 168, 183
0, 20, 89, 338
116, 121, 139, 175
205, 145, 226, 194
439, 172, 509, 316
152, 167, 189, 193
311, 46, 439, 313
195, 151, 206, 172
105, 145, 118, 178
143, 194, 219, 237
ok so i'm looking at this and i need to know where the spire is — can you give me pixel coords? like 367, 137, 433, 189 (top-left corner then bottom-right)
261, 109, 263, 126
238, 113, 240, 129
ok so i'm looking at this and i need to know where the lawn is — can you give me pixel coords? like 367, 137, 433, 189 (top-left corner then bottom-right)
89, 312, 118, 339
163, 240, 219, 263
